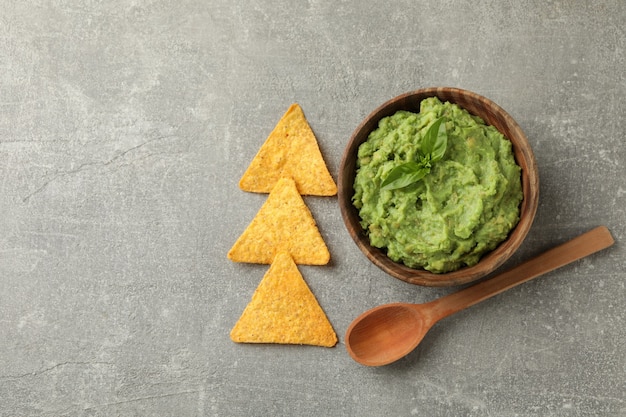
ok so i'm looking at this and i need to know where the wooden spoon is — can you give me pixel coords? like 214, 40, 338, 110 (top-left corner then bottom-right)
345, 226, 614, 366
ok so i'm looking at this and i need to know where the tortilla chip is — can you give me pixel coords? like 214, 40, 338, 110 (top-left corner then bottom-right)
239, 104, 337, 196
230, 252, 337, 347
227, 177, 330, 265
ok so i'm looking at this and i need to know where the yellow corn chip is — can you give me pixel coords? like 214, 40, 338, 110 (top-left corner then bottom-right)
239, 104, 337, 196
230, 252, 337, 347
228, 177, 330, 265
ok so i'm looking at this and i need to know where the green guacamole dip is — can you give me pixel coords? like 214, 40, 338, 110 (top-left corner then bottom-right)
353, 97, 523, 273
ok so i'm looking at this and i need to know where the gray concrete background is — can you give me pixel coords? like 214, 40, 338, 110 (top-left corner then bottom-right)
1, 1, 624, 416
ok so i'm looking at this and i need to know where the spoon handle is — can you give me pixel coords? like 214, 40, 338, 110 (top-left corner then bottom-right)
427, 226, 614, 322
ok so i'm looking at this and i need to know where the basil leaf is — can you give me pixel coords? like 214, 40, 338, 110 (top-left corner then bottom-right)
378, 117, 448, 192
421, 117, 447, 161
430, 122, 448, 162
380, 162, 430, 191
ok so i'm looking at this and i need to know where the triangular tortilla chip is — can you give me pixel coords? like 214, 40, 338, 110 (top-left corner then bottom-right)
227, 177, 330, 265
230, 252, 337, 347
239, 104, 337, 196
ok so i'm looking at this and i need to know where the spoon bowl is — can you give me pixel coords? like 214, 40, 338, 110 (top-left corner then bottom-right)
346, 303, 431, 367
345, 226, 614, 366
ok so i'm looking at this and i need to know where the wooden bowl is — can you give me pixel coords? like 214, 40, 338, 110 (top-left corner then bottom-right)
338, 87, 539, 286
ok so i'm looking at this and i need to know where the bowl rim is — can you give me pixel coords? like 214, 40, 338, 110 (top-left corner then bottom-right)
338, 87, 539, 286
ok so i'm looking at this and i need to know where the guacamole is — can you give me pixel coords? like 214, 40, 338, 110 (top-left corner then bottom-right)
353, 97, 523, 273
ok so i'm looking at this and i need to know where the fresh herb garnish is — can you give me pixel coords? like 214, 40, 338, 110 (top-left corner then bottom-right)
380, 117, 448, 191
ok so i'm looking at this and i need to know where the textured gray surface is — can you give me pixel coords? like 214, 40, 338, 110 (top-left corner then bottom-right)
1, 1, 625, 416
